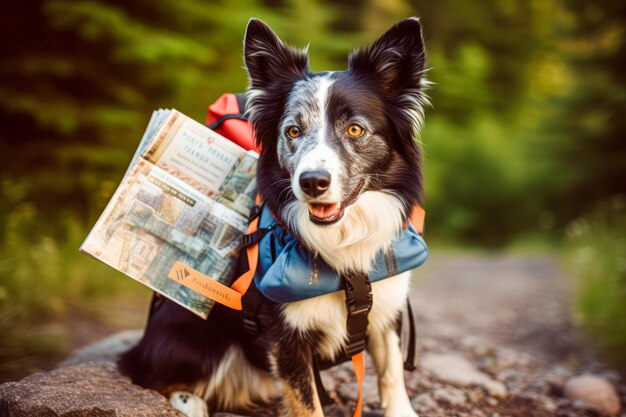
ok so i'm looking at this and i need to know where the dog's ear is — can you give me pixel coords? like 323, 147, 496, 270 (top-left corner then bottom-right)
244, 19, 309, 89
349, 17, 426, 95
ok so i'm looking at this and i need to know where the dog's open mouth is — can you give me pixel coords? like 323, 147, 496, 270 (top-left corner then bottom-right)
307, 179, 365, 225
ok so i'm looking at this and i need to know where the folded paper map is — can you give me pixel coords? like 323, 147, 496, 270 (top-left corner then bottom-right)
81, 110, 257, 318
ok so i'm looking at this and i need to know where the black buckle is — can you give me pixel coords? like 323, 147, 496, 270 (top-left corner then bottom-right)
242, 317, 258, 335
241, 230, 258, 248
345, 293, 373, 315
342, 271, 373, 357
249, 204, 262, 221
345, 337, 367, 357
346, 311, 370, 336
241, 226, 274, 248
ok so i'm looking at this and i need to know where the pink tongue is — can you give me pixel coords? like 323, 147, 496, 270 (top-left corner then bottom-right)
309, 203, 340, 219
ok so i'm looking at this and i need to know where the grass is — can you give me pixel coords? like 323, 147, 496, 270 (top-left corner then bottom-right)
563, 195, 626, 369
0, 200, 149, 381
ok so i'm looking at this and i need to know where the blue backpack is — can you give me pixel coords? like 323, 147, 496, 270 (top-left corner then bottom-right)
171, 92, 430, 412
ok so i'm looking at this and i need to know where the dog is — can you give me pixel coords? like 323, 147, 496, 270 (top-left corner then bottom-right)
119, 17, 428, 417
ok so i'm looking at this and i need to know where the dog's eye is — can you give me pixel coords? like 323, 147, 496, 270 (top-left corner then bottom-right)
286, 126, 302, 138
347, 124, 364, 138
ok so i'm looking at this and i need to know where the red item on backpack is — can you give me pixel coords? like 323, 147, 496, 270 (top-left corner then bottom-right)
205, 93, 260, 153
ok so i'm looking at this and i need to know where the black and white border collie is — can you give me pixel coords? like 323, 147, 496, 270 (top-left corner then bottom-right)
120, 17, 428, 417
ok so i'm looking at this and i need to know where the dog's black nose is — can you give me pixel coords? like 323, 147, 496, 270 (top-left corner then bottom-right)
299, 170, 331, 197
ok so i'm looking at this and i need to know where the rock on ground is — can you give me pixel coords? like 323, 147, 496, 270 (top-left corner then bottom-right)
432, 387, 468, 406
411, 392, 437, 414
337, 374, 379, 405
420, 352, 507, 398
564, 374, 621, 416
3, 254, 626, 417
0, 361, 182, 417
59, 330, 142, 368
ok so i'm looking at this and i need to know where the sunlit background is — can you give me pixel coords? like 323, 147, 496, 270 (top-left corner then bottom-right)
0, 0, 624, 382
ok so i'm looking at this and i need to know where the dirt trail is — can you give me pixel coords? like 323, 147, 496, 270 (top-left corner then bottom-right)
5, 253, 625, 417
411, 253, 580, 362
323, 253, 625, 417
59, 253, 625, 416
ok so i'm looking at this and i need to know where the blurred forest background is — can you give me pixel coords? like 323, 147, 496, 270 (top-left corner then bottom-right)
0, 0, 624, 381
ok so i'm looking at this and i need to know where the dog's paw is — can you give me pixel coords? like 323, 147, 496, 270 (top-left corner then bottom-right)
170, 391, 209, 417
385, 411, 419, 417
384, 403, 418, 417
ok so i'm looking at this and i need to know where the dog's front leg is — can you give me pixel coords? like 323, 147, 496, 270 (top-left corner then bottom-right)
368, 324, 418, 417
270, 337, 324, 417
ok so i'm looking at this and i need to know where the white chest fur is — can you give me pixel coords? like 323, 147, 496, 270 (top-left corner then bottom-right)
281, 190, 410, 360
284, 191, 406, 274
282, 271, 411, 361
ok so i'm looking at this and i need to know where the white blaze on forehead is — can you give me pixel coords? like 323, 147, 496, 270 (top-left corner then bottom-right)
283, 74, 334, 133
291, 74, 344, 202
314, 75, 334, 143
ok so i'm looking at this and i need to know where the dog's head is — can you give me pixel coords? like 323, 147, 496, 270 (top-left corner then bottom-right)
244, 18, 427, 250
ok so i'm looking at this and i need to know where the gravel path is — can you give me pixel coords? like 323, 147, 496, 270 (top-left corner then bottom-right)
410, 253, 579, 361
4, 253, 624, 417
319, 253, 625, 417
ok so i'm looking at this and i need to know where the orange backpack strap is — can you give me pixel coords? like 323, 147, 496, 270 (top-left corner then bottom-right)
230, 214, 261, 295
342, 271, 373, 417
168, 262, 247, 310
351, 352, 365, 417
404, 203, 425, 235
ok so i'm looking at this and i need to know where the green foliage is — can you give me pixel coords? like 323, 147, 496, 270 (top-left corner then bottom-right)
0, 0, 623, 375
564, 197, 626, 367
2, 0, 624, 244
0, 179, 149, 378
